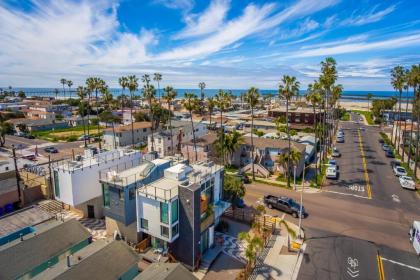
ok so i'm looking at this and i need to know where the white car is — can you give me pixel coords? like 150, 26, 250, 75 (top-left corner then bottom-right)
399, 176, 416, 190
393, 166, 407, 177
326, 166, 338, 179
336, 136, 345, 143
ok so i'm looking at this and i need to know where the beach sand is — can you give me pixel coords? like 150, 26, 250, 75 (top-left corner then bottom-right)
339, 99, 412, 111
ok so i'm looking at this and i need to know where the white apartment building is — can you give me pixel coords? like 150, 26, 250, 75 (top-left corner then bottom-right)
52, 148, 141, 218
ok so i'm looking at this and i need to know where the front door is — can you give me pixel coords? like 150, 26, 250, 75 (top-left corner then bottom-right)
87, 205, 95, 218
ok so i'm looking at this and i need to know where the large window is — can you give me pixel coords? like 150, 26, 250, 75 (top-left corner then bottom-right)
161, 225, 169, 238
171, 199, 178, 223
140, 218, 148, 230
160, 202, 169, 224
172, 224, 179, 236
53, 171, 60, 198
102, 184, 110, 207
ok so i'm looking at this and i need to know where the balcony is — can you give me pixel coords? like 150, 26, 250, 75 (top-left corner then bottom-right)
201, 212, 214, 232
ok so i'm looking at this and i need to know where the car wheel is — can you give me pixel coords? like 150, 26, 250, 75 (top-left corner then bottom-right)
268, 204, 272, 209
292, 212, 298, 218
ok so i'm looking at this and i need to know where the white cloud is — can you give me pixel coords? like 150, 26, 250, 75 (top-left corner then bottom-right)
153, 0, 195, 11
342, 4, 396, 26
293, 33, 420, 58
174, 0, 230, 39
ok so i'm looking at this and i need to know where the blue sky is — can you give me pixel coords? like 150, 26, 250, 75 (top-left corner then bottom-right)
0, 0, 419, 90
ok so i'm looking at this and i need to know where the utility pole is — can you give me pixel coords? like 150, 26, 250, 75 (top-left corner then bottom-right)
298, 166, 305, 239
48, 155, 54, 199
11, 145, 21, 203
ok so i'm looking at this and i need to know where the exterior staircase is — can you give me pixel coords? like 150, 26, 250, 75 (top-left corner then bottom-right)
241, 163, 270, 178
37, 199, 63, 215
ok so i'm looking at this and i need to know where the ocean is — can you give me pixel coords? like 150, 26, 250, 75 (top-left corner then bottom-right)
1, 87, 415, 101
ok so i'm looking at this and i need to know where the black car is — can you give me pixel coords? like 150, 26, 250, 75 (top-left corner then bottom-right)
379, 138, 385, 144
44, 146, 58, 153
264, 195, 306, 218
385, 149, 395, 158
391, 160, 401, 169
23, 134, 35, 139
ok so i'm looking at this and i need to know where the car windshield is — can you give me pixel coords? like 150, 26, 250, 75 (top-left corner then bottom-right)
397, 167, 406, 172
401, 176, 412, 181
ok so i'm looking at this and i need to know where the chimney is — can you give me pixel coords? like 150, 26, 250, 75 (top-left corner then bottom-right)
66, 255, 72, 268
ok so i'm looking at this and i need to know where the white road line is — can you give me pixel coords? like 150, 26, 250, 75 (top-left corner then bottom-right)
323, 190, 370, 199
381, 257, 420, 272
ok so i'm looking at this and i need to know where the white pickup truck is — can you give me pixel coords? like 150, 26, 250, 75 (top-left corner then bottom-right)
409, 221, 420, 255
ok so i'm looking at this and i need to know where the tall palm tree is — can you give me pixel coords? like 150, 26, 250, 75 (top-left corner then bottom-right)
60, 78, 67, 99
119, 76, 129, 119
163, 86, 177, 155
410, 64, 420, 178
127, 75, 139, 148
319, 57, 338, 156
215, 90, 231, 165
77, 86, 88, 148
279, 75, 300, 188
182, 92, 199, 161
331, 84, 343, 134
153, 73, 162, 104
142, 74, 156, 152
86, 77, 106, 149
306, 83, 321, 185
391, 66, 405, 156
225, 131, 245, 164
199, 82, 206, 114
276, 148, 301, 187
238, 231, 264, 268
245, 87, 260, 180
367, 93, 373, 112
67, 80, 73, 99
53, 88, 59, 100
207, 97, 216, 127
402, 69, 410, 162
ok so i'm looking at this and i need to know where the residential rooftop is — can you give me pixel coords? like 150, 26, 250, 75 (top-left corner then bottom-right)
103, 121, 152, 133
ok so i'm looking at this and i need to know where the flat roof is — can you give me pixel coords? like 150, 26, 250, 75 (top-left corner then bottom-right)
134, 262, 197, 280
0, 219, 90, 280
138, 177, 179, 201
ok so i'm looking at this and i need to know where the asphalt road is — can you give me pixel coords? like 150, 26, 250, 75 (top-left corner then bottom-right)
243, 113, 420, 279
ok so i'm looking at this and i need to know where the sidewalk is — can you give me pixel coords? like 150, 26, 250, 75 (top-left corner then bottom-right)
251, 221, 306, 280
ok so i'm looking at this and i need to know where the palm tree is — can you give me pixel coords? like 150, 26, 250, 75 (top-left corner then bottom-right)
367, 93, 373, 112
199, 82, 206, 114
391, 66, 405, 156
224, 131, 245, 164
215, 90, 231, 165
77, 86, 88, 148
319, 57, 338, 156
60, 78, 67, 99
163, 86, 177, 155
279, 75, 300, 187
182, 92, 199, 161
331, 84, 343, 134
402, 69, 410, 163
142, 74, 156, 152
86, 77, 106, 149
306, 83, 321, 184
276, 148, 301, 187
127, 75, 139, 148
245, 87, 260, 180
409, 64, 420, 178
238, 231, 264, 268
207, 97, 216, 128
119, 76, 129, 119
153, 73, 162, 103
53, 88, 59, 100
67, 80, 73, 99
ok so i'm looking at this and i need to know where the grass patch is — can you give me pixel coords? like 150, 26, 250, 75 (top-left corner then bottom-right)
253, 177, 288, 188
310, 158, 329, 188
276, 174, 303, 185
340, 112, 350, 121
353, 110, 374, 125
32, 125, 103, 142
224, 165, 239, 173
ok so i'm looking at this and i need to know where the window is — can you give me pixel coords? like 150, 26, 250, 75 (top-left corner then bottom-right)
129, 188, 135, 200
54, 171, 60, 198
141, 218, 148, 230
172, 224, 179, 236
161, 225, 169, 238
160, 202, 169, 224
118, 189, 124, 201
171, 200, 178, 223
143, 128, 147, 132
102, 184, 110, 207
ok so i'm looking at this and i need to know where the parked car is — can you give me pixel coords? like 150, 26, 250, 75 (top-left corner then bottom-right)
382, 144, 390, 151
332, 148, 341, 157
391, 160, 401, 169
263, 195, 306, 218
44, 146, 59, 153
326, 166, 338, 179
22, 154, 36, 161
336, 136, 345, 143
328, 159, 338, 167
78, 134, 90, 141
14, 131, 26, 137
379, 138, 385, 144
23, 134, 35, 139
393, 166, 407, 177
385, 149, 395, 158
399, 176, 416, 190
